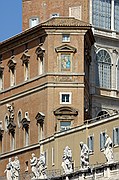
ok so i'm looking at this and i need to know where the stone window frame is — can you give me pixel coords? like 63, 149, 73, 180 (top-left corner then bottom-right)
100, 131, 106, 151
62, 34, 70, 43
60, 92, 72, 105
21, 51, 30, 81
7, 57, 16, 87
88, 134, 94, 154
35, 45, 45, 75
55, 44, 76, 72
54, 106, 78, 132
113, 127, 119, 147
29, 16, 39, 28
92, 0, 119, 31
0, 66, 4, 90
96, 48, 112, 89
17, 110, 22, 128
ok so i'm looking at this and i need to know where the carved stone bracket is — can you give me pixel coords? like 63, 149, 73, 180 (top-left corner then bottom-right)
35, 112, 45, 126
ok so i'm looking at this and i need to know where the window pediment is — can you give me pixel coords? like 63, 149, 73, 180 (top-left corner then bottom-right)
35, 46, 45, 58
7, 58, 16, 69
54, 106, 78, 119
35, 112, 45, 125
55, 44, 76, 53
21, 117, 30, 129
21, 52, 30, 64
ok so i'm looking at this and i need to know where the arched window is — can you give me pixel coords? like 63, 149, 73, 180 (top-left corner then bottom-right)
117, 58, 119, 90
96, 49, 111, 89
97, 110, 110, 119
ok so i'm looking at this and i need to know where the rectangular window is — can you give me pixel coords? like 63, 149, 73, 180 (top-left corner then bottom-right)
0, 71, 3, 90
60, 121, 71, 131
88, 135, 94, 153
60, 92, 72, 104
114, 0, 119, 31
51, 13, 59, 17
10, 68, 15, 86
62, 34, 70, 42
24, 62, 29, 81
52, 147, 55, 165
100, 132, 106, 150
92, 0, 111, 29
29, 17, 39, 28
113, 127, 119, 146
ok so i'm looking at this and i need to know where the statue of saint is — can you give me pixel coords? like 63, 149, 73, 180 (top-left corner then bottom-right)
38, 152, 47, 179
4, 158, 13, 180
62, 146, 73, 174
80, 142, 89, 169
30, 153, 39, 179
104, 134, 114, 164
12, 156, 20, 180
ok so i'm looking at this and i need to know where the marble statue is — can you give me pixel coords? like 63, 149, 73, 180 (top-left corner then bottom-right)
62, 146, 73, 174
80, 142, 89, 169
104, 134, 114, 164
38, 152, 47, 179
4, 158, 13, 180
6, 103, 14, 121
30, 153, 39, 179
4, 157, 20, 180
12, 156, 20, 180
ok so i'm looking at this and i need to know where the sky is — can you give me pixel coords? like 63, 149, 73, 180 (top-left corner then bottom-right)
0, 1, 22, 42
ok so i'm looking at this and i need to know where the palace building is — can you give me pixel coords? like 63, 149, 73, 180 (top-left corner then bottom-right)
0, 0, 119, 179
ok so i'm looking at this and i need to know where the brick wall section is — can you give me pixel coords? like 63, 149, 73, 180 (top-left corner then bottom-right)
22, 0, 89, 30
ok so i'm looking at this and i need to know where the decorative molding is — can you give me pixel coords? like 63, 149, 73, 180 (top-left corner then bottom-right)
21, 51, 30, 65
7, 56, 16, 70
55, 44, 76, 53
54, 106, 78, 120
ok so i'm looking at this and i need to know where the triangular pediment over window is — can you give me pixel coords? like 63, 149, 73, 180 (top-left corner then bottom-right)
35, 112, 45, 125
55, 44, 76, 53
35, 45, 45, 57
7, 57, 16, 69
21, 117, 30, 129
21, 52, 30, 64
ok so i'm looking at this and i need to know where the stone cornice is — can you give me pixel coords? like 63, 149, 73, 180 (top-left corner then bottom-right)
0, 17, 93, 54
